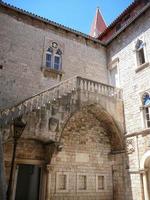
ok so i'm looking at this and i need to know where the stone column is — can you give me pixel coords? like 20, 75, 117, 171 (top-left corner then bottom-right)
143, 170, 149, 200
46, 165, 52, 200
0, 129, 6, 200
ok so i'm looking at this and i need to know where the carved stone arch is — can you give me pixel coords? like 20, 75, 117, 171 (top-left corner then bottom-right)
59, 104, 124, 151
140, 150, 150, 170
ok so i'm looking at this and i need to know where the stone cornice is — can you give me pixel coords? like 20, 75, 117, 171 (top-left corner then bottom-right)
125, 128, 150, 138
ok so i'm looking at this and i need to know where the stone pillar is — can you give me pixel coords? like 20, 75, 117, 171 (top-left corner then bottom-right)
46, 165, 52, 200
0, 129, 6, 200
143, 170, 150, 200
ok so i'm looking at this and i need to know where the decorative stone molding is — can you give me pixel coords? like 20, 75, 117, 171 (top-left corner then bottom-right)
77, 173, 88, 192
56, 172, 69, 193
96, 174, 106, 192
48, 117, 59, 132
135, 62, 149, 73
42, 67, 64, 80
126, 138, 135, 154
46, 164, 54, 172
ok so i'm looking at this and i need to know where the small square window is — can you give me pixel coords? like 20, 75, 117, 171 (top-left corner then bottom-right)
116, 23, 121, 31
124, 14, 130, 22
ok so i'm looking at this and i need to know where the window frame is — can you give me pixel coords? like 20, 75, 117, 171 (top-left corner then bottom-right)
77, 173, 88, 192
53, 52, 62, 71
108, 58, 120, 88
46, 50, 53, 68
134, 37, 149, 72
142, 93, 150, 129
135, 39, 146, 66
56, 172, 69, 193
45, 46, 62, 71
96, 174, 106, 192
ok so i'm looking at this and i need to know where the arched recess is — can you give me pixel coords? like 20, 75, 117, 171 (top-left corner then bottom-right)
48, 103, 125, 200
59, 104, 124, 151
140, 151, 150, 200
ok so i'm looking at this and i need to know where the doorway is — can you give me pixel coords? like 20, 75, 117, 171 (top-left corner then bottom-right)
15, 164, 41, 200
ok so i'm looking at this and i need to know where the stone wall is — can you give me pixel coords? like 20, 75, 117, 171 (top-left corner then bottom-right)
125, 131, 150, 200
3, 106, 126, 200
107, 8, 150, 200
0, 5, 107, 109
48, 107, 125, 200
107, 8, 150, 134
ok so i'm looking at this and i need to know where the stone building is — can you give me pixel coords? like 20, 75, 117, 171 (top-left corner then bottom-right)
0, 0, 150, 200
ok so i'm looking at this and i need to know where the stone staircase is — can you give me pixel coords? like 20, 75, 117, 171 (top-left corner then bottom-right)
0, 76, 122, 143
0, 76, 122, 126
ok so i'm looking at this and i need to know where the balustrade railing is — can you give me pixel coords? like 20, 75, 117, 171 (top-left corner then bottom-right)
77, 77, 122, 99
0, 76, 122, 126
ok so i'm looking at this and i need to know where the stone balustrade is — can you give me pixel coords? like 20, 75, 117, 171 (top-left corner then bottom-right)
0, 76, 122, 126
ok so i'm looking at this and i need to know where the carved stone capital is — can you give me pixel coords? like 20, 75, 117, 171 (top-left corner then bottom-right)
46, 164, 53, 172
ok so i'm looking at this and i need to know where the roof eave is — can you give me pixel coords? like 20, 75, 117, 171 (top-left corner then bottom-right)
105, 2, 150, 45
0, 1, 105, 46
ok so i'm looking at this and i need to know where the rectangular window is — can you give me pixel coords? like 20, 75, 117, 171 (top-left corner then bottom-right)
56, 172, 69, 192
135, 39, 147, 69
97, 176, 104, 190
46, 53, 52, 68
54, 55, 61, 70
96, 175, 105, 192
145, 107, 150, 128
58, 174, 67, 190
78, 175, 87, 190
109, 66, 119, 87
138, 48, 145, 65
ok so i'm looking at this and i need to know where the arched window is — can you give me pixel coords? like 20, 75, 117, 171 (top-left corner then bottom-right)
135, 39, 145, 66
142, 92, 150, 128
46, 47, 53, 68
54, 49, 62, 70
45, 47, 62, 71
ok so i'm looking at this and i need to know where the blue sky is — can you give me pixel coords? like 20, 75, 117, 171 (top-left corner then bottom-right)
3, 0, 134, 34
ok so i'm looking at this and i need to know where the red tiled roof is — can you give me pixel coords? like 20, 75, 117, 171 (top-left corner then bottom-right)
98, 0, 145, 40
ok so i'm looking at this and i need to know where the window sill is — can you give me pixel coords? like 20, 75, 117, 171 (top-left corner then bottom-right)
135, 62, 149, 73
42, 67, 64, 79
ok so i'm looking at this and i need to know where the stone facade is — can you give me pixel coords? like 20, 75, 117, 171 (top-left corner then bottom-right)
3, 105, 126, 200
0, 1, 150, 200
0, 5, 107, 109
107, 6, 150, 200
